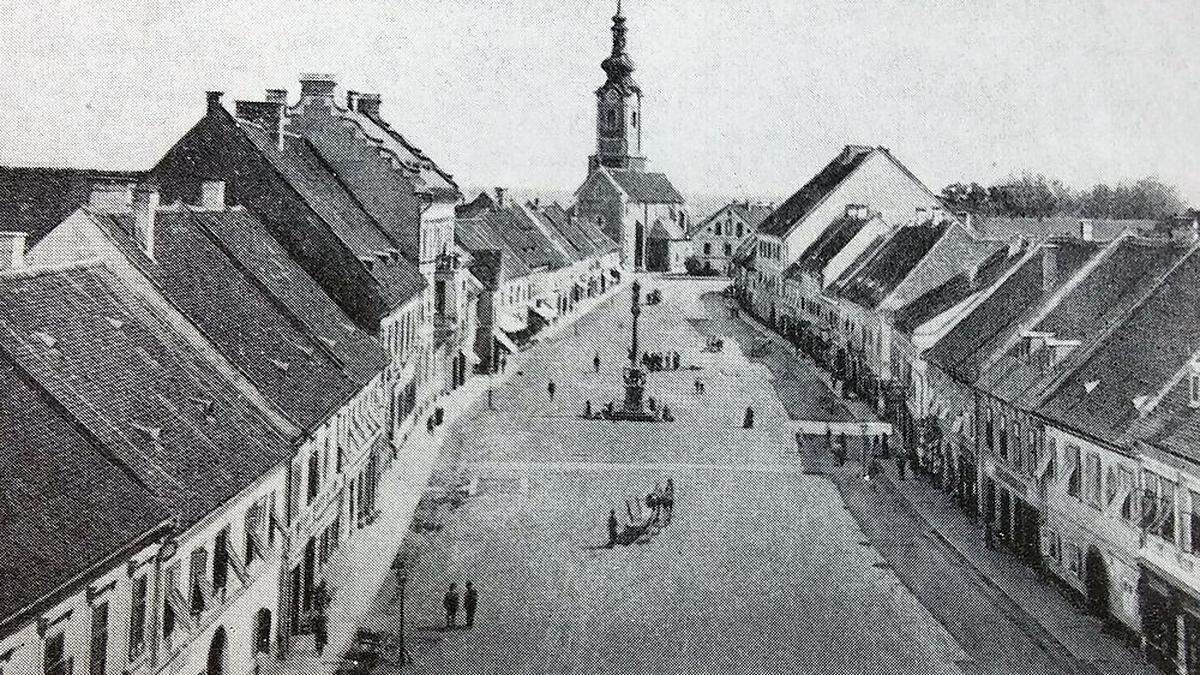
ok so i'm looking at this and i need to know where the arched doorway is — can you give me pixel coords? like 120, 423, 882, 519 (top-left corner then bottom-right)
255, 609, 273, 654
207, 627, 227, 675
1086, 546, 1111, 619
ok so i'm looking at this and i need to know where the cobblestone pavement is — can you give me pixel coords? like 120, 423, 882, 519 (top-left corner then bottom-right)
367, 277, 965, 675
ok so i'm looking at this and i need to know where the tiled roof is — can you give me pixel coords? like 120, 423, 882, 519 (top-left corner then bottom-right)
455, 216, 532, 282
456, 192, 494, 220
191, 207, 390, 379
881, 222, 1009, 311
758, 145, 876, 238
1040, 247, 1200, 447
92, 206, 369, 431
608, 170, 684, 204
688, 201, 774, 238
832, 221, 950, 309
536, 202, 619, 260
974, 216, 1158, 243
478, 206, 567, 272
892, 243, 1019, 335
0, 262, 292, 527
925, 238, 1100, 385
0, 352, 168, 624
238, 122, 427, 309
349, 108, 459, 200
0, 168, 144, 245
787, 214, 874, 278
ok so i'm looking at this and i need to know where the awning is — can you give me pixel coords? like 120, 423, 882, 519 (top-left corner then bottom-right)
528, 303, 553, 321
493, 328, 520, 355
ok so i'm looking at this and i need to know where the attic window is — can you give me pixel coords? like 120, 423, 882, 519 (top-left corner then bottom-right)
270, 358, 290, 373
130, 422, 161, 442
105, 316, 125, 330
188, 396, 215, 417
1084, 379, 1100, 394
31, 331, 56, 349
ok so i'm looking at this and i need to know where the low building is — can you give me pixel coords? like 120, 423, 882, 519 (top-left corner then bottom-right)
688, 201, 772, 275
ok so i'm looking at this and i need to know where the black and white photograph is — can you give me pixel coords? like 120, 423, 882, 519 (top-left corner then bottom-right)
1, 1, 1199, 674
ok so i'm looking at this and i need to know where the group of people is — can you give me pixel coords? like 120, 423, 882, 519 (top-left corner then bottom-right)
692, 378, 706, 395
607, 478, 676, 547
442, 580, 479, 630
643, 351, 682, 372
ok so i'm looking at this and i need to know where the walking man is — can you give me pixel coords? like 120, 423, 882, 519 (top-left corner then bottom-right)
896, 453, 906, 481
743, 406, 755, 429
547, 380, 556, 402
594, 352, 601, 373
464, 581, 478, 628
443, 583, 459, 629
608, 509, 619, 547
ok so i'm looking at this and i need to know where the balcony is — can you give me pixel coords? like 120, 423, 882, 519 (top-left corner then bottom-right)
435, 251, 461, 275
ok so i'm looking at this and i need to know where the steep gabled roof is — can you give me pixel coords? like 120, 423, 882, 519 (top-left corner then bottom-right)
1039, 247, 1200, 448
0, 167, 144, 245
237, 122, 427, 309
478, 206, 567, 272
90, 206, 373, 431
786, 214, 876, 278
0, 261, 292, 527
892, 244, 1020, 335
608, 170, 684, 204
536, 202, 619, 259
0, 350, 169, 625
758, 145, 876, 238
455, 216, 532, 282
349, 106, 459, 200
831, 221, 950, 309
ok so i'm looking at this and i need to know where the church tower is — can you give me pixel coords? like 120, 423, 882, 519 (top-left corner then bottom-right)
588, 0, 647, 175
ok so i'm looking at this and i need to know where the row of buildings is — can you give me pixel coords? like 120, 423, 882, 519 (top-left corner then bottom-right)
0, 71, 627, 675
732, 144, 1200, 673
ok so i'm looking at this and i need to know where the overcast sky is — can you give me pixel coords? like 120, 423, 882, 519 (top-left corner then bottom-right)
1, 0, 1197, 207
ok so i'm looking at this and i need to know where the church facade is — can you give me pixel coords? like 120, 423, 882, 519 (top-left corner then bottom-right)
573, 3, 691, 273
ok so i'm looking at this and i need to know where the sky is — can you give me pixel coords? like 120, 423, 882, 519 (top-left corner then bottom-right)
1, 0, 1198, 209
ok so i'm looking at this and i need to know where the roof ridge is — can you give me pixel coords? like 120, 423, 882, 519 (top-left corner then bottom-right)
1033, 239, 1200, 409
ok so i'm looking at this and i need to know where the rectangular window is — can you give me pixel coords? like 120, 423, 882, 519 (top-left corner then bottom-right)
129, 575, 147, 658
44, 631, 67, 675
307, 451, 319, 504
1191, 490, 1200, 555
1066, 444, 1082, 498
1119, 466, 1134, 520
162, 563, 179, 640
703, 242, 711, 256
89, 602, 109, 675
189, 548, 208, 614
213, 527, 230, 590
1086, 453, 1102, 507
267, 492, 277, 548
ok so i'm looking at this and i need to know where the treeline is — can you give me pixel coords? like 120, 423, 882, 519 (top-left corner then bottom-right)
940, 174, 1188, 220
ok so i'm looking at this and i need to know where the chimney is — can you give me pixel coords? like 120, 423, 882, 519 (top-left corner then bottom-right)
356, 93, 381, 116
966, 262, 981, 289
88, 182, 133, 212
265, 89, 288, 104
235, 100, 285, 149
1041, 244, 1058, 293
199, 180, 226, 209
206, 91, 223, 113
299, 73, 337, 99
1079, 219, 1094, 242
956, 210, 972, 230
930, 206, 944, 224
0, 232, 27, 270
346, 90, 359, 111
915, 207, 927, 224
494, 187, 506, 208
131, 184, 159, 259
845, 204, 857, 219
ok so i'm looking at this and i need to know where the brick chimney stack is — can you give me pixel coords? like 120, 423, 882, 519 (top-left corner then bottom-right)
0, 232, 27, 270
356, 93, 382, 116
299, 74, 336, 100
206, 91, 223, 113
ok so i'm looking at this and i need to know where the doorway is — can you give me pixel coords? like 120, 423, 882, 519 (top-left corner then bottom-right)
207, 627, 227, 675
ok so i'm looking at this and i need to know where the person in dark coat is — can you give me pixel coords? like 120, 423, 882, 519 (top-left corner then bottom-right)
584, 400, 592, 418
547, 380, 556, 402
313, 610, 328, 654
896, 453, 906, 481
608, 509, 619, 547
443, 583, 459, 629
672, 352, 680, 370
464, 581, 478, 628
594, 353, 601, 373
743, 407, 755, 429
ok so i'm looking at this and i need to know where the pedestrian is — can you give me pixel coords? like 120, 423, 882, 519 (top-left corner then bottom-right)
881, 432, 890, 457
608, 509, 619, 547
662, 405, 673, 422
648, 396, 656, 411
584, 400, 592, 418
464, 581, 478, 628
663, 478, 675, 521
896, 453, 906, 481
547, 380, 556, 402
694, 378, 701, 395
743, 406, 755, 429
594, 352, 601, 373
984, 517, 994, 549
672, 352, 680, 370
825, 424, 833, 449
443, 583, 459, 629
699, 380, 705, 395
426, 416, 435, 435
838, 432, 848, 456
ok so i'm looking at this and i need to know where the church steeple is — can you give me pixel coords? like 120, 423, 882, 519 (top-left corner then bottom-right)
588, 0, 646, 175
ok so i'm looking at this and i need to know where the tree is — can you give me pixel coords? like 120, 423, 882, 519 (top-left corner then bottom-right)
941, 175, 1187, 220
684, 256, 704, 276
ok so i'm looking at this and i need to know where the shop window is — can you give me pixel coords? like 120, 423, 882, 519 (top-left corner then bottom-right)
1066, 444, 1081, 498
44, 631, 68, 675
212, 528, 230, 591
129, 574, 148, 657
89, 603, 108, 675
1191, 490, 1200, 554
1067, 542, 1083, 577
1086, 453, 1102, 507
